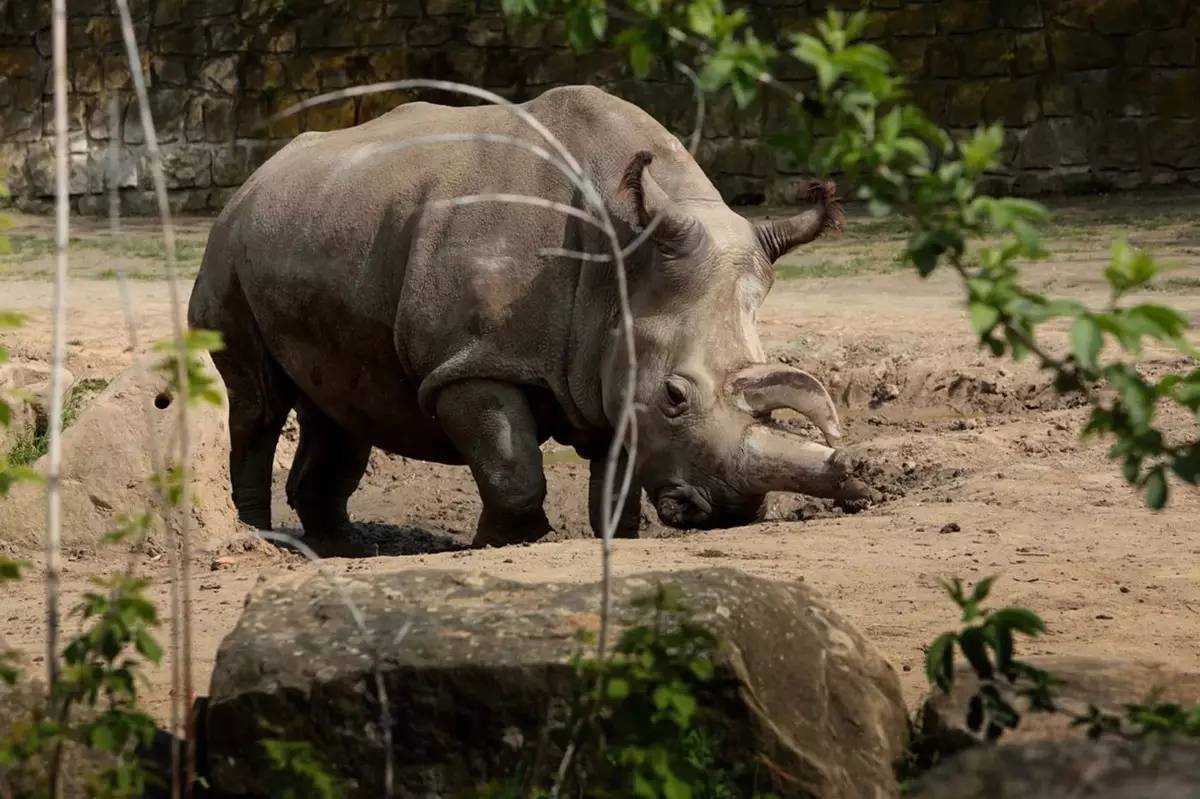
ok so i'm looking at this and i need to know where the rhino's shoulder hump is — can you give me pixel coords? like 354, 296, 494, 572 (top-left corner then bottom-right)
527, 84, 641, 121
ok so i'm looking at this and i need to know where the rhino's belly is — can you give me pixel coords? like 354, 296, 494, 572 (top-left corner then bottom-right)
265, 321, 467, 466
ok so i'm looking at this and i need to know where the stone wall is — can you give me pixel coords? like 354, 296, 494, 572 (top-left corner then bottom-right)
1, 0, 1198, 214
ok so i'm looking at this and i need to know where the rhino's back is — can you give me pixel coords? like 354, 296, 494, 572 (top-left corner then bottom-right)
199, 86, 712, 450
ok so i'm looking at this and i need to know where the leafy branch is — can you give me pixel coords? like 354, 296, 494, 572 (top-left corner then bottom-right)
507, 3, 1200, 507
925, 575, 1200, 746
924, 577, 1056, 742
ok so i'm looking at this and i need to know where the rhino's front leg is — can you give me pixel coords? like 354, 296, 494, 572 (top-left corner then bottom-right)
588, 454, 642, 539
436, 380, 553, 548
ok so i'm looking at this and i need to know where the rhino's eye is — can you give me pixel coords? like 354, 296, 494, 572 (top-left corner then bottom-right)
663, 377, 691, 417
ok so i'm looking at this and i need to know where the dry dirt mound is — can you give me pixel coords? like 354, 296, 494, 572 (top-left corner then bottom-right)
0, 354, 241, 556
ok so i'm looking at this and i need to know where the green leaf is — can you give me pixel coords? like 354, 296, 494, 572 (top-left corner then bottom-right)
1071, 316, 1103, 371
0, 311, 26, 329
1144, 468, 1168, 510
90, 724, 115, 752
969, 303, 1000, 337
0, 557, 25, 581
629, 40, 654, 77
671, 690, 697, 721
959, 627, 993, 680
988, 607, 1046, 636
925, 632, 956, 692
990, 624, 1014, 675
687, 2, 715, 37
969, 575, 997, 605
688, 657, 715, 681
961, 125, 1003, 175
135, 629, 164, 663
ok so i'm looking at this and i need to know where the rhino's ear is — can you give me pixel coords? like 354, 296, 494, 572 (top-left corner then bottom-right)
620, 151, 698, 252
754, 180, 844, 263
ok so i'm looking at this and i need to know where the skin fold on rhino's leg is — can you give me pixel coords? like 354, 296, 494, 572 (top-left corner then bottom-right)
588, 455, 642, 539
435, 380, 553, 548
284, 395, 377, 557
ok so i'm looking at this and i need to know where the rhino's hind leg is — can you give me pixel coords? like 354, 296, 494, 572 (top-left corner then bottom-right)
588, 455, 642, 539
435, 380, 553, 548
285, 396, 376, 557
201, 282, 297, 532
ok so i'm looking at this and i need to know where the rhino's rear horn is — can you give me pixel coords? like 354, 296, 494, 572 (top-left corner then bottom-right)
620, 150, 697, 251
729, 364, 842, 446
754, 180, 844, 263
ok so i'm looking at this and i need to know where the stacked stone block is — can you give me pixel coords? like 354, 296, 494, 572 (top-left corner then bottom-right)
0, 0, 1197, 213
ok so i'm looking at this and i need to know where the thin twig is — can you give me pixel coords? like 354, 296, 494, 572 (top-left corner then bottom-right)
537, 62, 707, 265
264, 81, 654, 798
44, 2, 70, 794
106, 95, 163, 581
429, 194, 607, 230
44, 0, 69, 713
112, 2, 196, 796
270, 81, 639, 659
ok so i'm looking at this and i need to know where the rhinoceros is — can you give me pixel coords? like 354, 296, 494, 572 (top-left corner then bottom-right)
188, 85, 872, 556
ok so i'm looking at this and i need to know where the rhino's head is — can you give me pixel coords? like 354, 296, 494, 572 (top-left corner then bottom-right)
603, 151, 872, 530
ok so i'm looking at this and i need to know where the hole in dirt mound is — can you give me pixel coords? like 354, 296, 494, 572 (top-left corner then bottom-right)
153, 391, 172, 410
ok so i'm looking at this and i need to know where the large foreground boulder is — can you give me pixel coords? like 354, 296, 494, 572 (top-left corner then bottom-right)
915, 656, 1200, 759
906, 738, 1200, 798
207, 568, 908, 798
0, 354, 237, 552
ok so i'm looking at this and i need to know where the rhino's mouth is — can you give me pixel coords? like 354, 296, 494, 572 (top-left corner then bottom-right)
653, 484, 714, 529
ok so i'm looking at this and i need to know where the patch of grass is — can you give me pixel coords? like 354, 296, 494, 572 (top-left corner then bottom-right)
94, 268, 197, 281
87, 236, 207, 265
0, 234, 60, 260
776, 254, 901, 280
0, 233, 207, 273
7, 377, 109, 466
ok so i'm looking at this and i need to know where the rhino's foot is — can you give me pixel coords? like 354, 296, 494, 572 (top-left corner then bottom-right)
304, 533, 381, 559
284, 519, 381, 558
472, 508, 554, 549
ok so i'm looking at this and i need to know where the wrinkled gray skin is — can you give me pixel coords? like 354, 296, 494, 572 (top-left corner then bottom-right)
188, 85, 873, 556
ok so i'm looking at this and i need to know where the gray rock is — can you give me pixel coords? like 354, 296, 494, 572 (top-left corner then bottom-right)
207, 568, 907, 798
0, 360, 74, 456
906, 738, 1200, 799
914, 656, 1200, 761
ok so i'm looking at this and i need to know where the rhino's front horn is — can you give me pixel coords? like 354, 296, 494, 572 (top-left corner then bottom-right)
737, 425, 873, 503
754, 180, 844, 262
729, 364, 843, 446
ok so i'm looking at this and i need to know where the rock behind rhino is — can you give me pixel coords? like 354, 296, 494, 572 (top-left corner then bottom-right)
188, 85, 872, 555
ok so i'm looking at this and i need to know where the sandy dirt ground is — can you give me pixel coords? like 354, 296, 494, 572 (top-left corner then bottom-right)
1, 191, 1199, 723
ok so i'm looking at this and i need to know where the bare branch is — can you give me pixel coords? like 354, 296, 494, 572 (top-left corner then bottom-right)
113, 1, 197, 795
344, 132, 605, 215
257, 531, 403, 798
429, 193, 608, 231
44, 0, 69, 705
265, 80, 597, 207
268, 79, 640, 661
537, 63, 707, 265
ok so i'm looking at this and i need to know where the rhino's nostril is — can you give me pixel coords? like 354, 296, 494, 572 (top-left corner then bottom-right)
655, 485, 712, 528
657, 496, 693, 527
